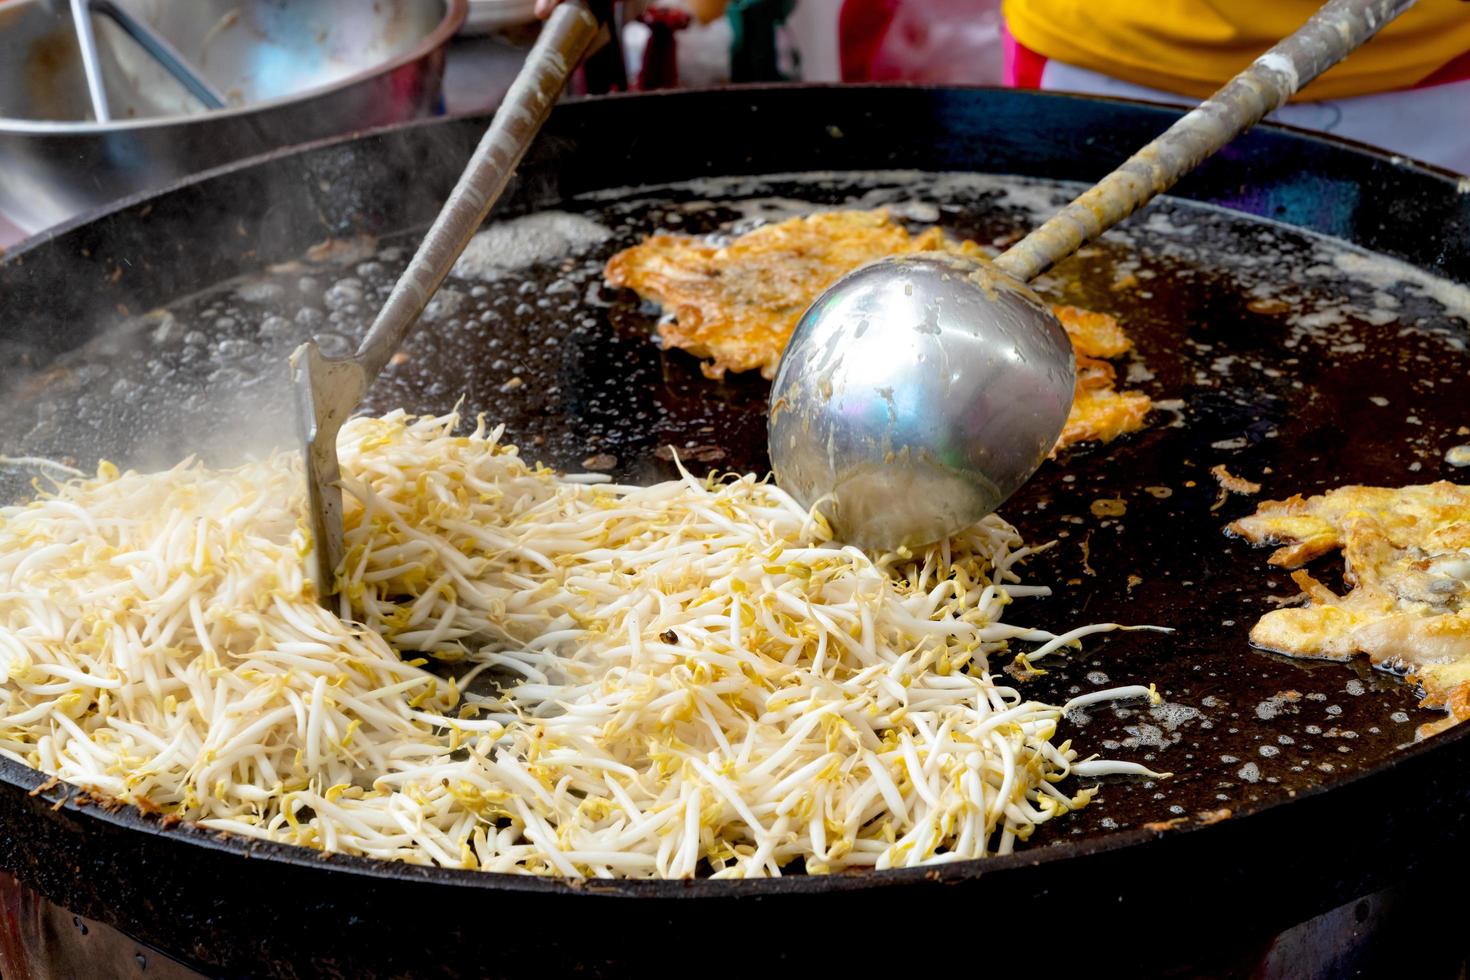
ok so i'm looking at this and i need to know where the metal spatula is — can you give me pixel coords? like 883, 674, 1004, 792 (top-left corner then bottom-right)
291, 0, 601, 605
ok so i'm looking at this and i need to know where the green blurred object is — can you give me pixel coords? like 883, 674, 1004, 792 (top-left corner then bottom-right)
727, 0, 796, 82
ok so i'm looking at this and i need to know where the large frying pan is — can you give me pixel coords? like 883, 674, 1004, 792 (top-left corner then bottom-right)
1, 86, 1469, 978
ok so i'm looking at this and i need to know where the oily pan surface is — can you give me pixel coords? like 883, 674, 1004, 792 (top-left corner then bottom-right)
2, 170, 1467, 851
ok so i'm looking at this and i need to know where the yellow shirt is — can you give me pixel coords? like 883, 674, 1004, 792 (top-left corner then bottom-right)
1002, 0, 1470, 100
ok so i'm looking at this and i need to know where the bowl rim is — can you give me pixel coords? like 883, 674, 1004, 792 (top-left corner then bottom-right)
0, 0, 469, 135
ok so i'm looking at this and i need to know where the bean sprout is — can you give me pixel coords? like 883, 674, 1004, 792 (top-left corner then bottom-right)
0, 410, 1162, 877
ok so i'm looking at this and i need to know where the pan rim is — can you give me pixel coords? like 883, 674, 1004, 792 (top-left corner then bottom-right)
7, 83, 1466, 264
6, 709, 1467, 897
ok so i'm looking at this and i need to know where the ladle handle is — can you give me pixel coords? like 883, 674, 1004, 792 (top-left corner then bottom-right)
353, 0, 601, 380
993, 0, 1416, 284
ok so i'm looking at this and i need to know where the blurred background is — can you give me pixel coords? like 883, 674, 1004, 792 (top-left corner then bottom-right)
0, 0, 1007, 250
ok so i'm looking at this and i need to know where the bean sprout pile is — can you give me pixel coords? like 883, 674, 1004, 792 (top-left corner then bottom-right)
0, 410, 1161, 878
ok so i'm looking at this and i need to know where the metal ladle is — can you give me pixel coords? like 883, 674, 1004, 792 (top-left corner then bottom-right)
292, 0, 601, 603
768, 0, 1414, 551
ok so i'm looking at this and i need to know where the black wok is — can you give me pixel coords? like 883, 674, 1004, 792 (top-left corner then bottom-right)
1, 86, 1468, 978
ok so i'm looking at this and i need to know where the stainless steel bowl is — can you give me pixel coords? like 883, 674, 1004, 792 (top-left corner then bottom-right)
0, 0, 468, 235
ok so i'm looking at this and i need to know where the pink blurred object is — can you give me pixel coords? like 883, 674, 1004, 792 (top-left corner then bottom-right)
839, 0, 1003, 85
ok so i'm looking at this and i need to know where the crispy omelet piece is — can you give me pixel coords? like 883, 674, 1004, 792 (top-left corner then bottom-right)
605, 209, 1153, 453
1231, 482, 1470, 737
1061, 387, 1154, 450
605, 210, 977, 379
1053, 307, 1154, 450
1052, 304, 1134, 359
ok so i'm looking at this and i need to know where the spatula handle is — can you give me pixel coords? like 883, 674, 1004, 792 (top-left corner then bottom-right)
994, 0, 1417, 284
354, 0, 601, 381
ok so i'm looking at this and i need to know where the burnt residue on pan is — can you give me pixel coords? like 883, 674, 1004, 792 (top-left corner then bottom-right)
1, 170, 1465, 855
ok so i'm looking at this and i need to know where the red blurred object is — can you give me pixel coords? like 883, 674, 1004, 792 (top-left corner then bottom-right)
1002, 23, 1047, 89
839, 0, 1004, 85
637, 6, 692, 90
